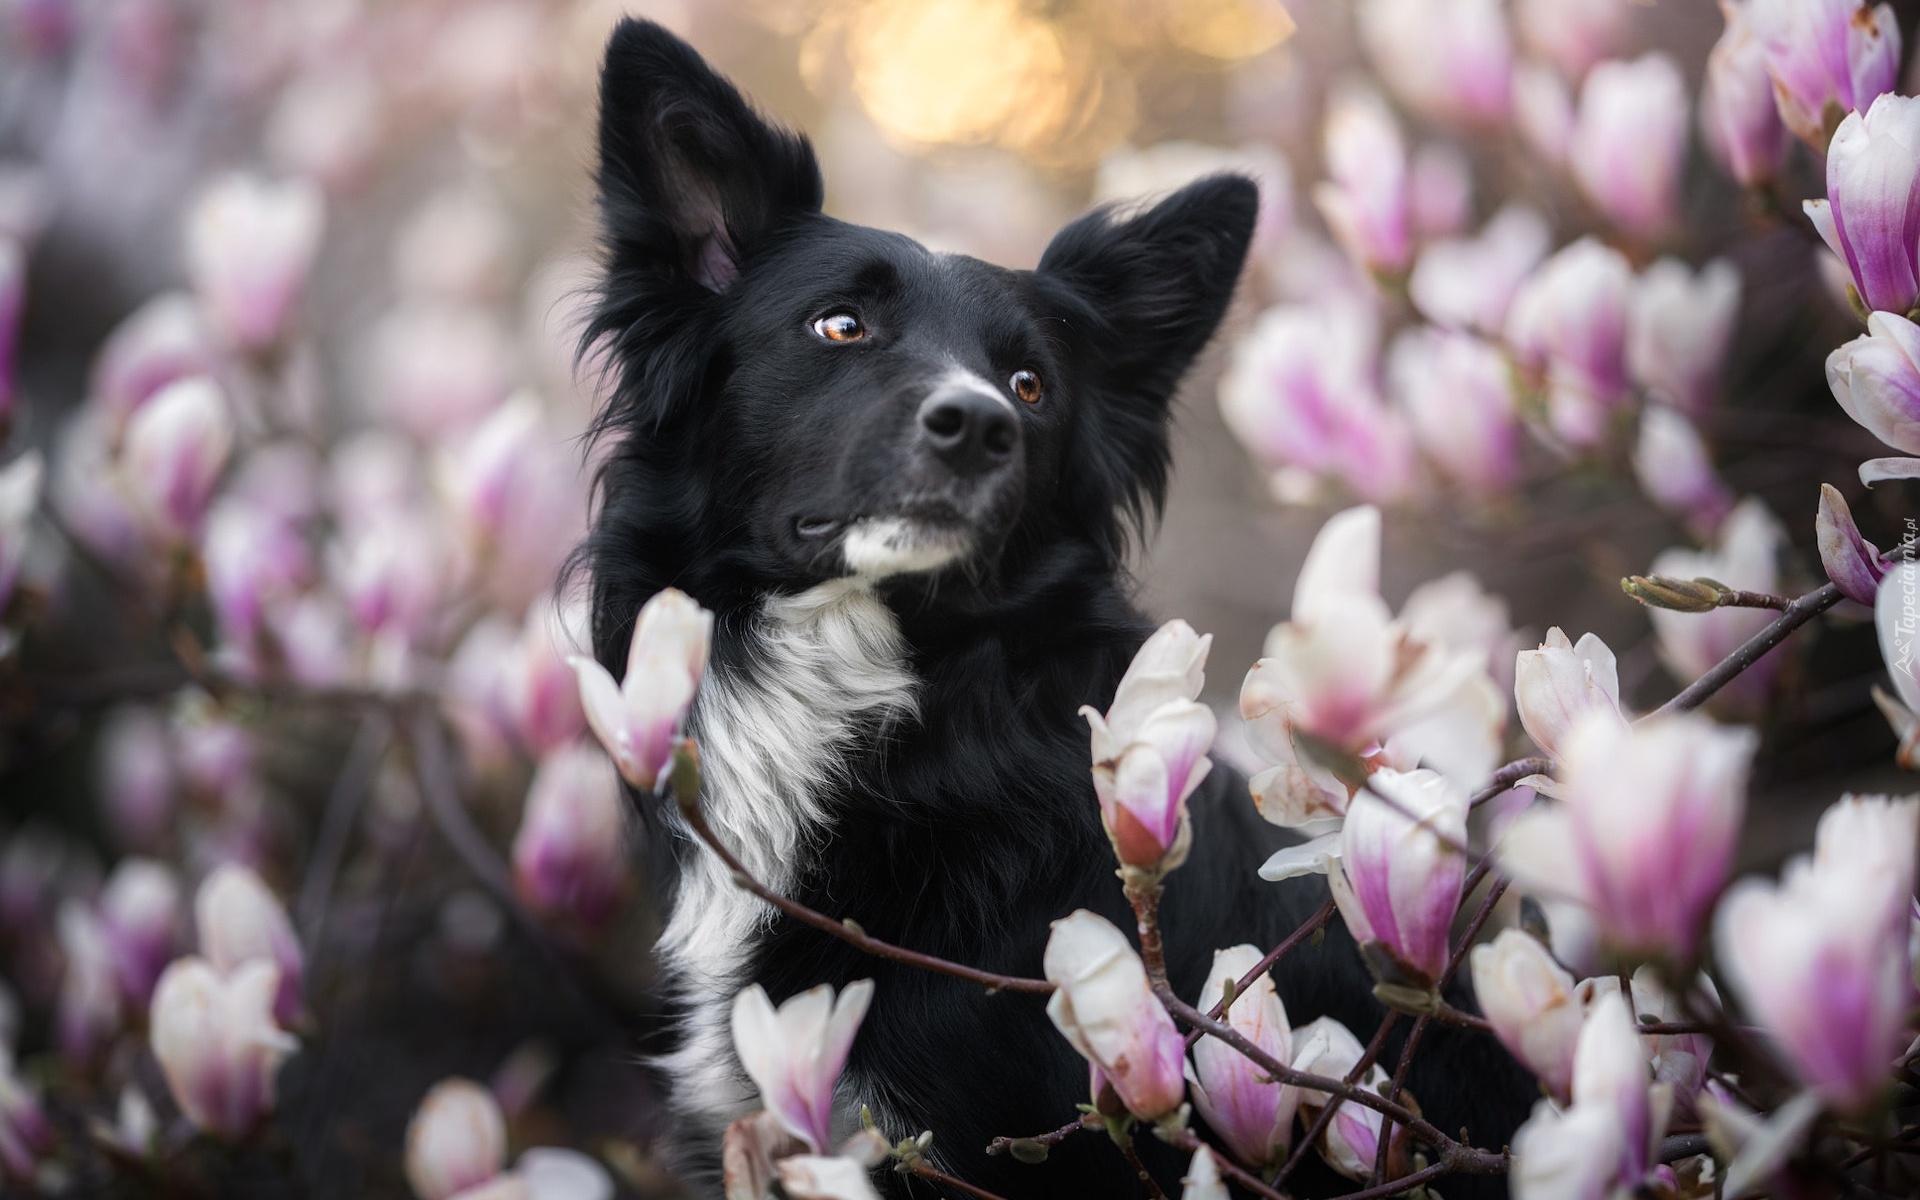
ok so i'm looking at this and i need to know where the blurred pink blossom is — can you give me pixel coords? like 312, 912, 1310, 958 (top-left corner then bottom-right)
1044, 910, 1185, 1120
1513, 64, 1575, 165
439, 395, 542, 544
505, 594, 590, 757
1186, 944, 1299, 1168
1632, 406, 1733, 535
1514, 0, 1628, 79
1387, 326, 1519, 496
1628, 258, 1740, 415
1750, 0, 1900, 148
1408, 144, 1473, 240
1398, 570, 1519, 700
265, 66, 387, 194
1355, 0, 1511, 126
149, 957, 297, 1140
98, 857, 181, 1010
194, 863, 305, 1026
1505, 237, 1634, 447
0, 1043, 54, 1183
329, 510, 453, 642
1647, 499, 1787, 711
370, 302, 517, 438
185, 173, 325, 353
1569, 55, 1689, 237
511, 745, 631, 928
89, 293, 218, 427
202, 498, 312, 646
1806, 94, 1920, 317
120, 376, 233, 538
1470, 929, 1584, 1103
1408, 204, 1552, 335
396, 186, 520, 303
405, 1078, 508, 1200
1313, 88, 1410, 274
1511, 991, 1667, 1200
96, 706, 174, 850
1577, 969, 1714, 1120
1702, 1, 1789, 186
55, 899, 121, 1064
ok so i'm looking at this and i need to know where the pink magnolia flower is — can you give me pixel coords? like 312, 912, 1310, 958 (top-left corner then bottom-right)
1806, 94, 1920, 317
1715, 794, 1918, 1112
1632, 405, 1733, 536
88, 293, 218, 427
505, 594, 589, 757
1828, 310, 1920, 455
1387, 327, 1519, 496
1514, 64, 1575, 165
1514, 628, 1626, 762
120, 376, 233, 538
1750, 0, 1900, 149
1409, 145, 1473, 240
1576, 969, 1715, 1120
1399, 571, 1519, 699
1511, 991, 1668, 1200
1408, 204, 1552, 336
1646, 499, 1787, 713
370, 302, 517, 438
1313, 88, 1410, 274
1629, 258, 1741, 415
1181, 1146, 1228, 1200
511, 746, 630, 928
55, 900, 121, 1064
1569, 54, 1689, 237
1355, 0, 1511, 127
201, 497, 311, 646
149, 957, 297, 1139
405, 1078, 508, 1200
1186, 945, 1298, 1167
1499, 711, 1754, 962
1505, 238, 1634, 447
1044, 910, 1185, 1120
96, 705, 174, 850
185, 173, 325, 352
194, 863, 305, 1026
1817, 483, 1884, 605
0, 450, 41, 614
1291, 1016, 1406, 1180
1080, 620, 1216, 873
98, 857, 181, 1010
1702, 1, 1789, 186
1329, 769, 1468, 986
328, 508, 453, 641
1470, 929, 1585, 1103
1514, 0, 1628, 79
730, 979, 874, 1153
438, 395, 541, 544
572, 587, 713, 791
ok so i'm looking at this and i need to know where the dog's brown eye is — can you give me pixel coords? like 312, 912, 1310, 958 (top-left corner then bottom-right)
812, 312, 865, 342
1010, 369, 1043, 404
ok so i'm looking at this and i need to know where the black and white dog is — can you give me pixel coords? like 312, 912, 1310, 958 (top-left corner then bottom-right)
581, 20, 1532, 1198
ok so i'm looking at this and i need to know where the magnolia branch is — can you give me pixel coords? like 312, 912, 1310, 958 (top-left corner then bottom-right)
1187, 897, 1339, 1050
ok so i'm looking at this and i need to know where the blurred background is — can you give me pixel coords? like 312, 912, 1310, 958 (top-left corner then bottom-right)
0, 0, 1913, 1195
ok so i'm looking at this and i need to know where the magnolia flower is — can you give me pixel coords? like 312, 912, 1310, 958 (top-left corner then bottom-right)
201, 498, 311, 646
96, 706, 173, 850
1470, 929, 1585, 1103
1632, 406, 1733, 535
1399, 571, 1519, 698
1500, 711, 1754, 962
572, 587, 713, 791
1080, 620, 1215, 872
1186, 945, 1298, 1167
56, 900, 121, 1064
1514, 628, 1627, 762
1716, 794, 1918, 1112
1505, 237, 1634, 447
731, 979, 873, 1154
370, 302, 516, 438
1180, 1146, 1228, 1200
1569, 54, 1689, 237
722, 1109, 887, 1200
439, 395, 541, 543
511, 746, 630, 928
1628, 258, 1740, 415
1044, 910, 1185, 1120
1807, 94, 1920, 316
185, 172, 325, 352
90, 293, 219, 426
1817, 483, 1884, 605
1577, 969, 1715, 1119
329, 508, 451, 641
505, 594, 589, 756
0, 450, 41, 613
121, 376, 233, 538
1408, 204, 1552, 335
1313, 88, 1410, 274
1514, 64, 1575, 166
1511, 991, 1668, 1200
1330, 769, 1468, 986
1291, 1016, 1404, 1181
1749, 0, 1900, 149
0, 1044, 53, 1183
150, 957, 297, 1139
1354, 0, 1511, 126
1409, 144, 1473, 240
1514, 0, 1627, 79
1646, 499, 1787, 713
1701, 1, 1788, 186
1386, 327, 1519, 496
98, 857, 181, 1010
194, 863, 305, 1025
405, 1078, 508, 1200
1827, 310, 1920, 456
1241, 506, 1500, 844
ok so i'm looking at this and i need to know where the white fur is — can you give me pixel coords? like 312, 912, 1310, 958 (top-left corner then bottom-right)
655, 580, 918, 1141
842, 517, 972, 578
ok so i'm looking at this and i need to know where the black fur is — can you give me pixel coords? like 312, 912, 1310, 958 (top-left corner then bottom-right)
582, 20, 1533, 1198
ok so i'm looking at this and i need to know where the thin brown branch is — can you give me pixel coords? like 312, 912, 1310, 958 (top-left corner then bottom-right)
1274, 1011, 1400, 1188
1162, 1128, 1289, 1200
907, 1161, 1015, 1200
1118, 1139, 1170, 1200
670, 746, 1054, 995
1329, 1158, 1454, 1200
1124, 878, 1168, 986
985, 1114, 1098, 1157
1186, 898, 1339, 1051
1468, 758, 1552, 808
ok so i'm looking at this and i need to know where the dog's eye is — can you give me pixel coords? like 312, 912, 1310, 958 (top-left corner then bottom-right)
1010, 369, 1043, 404
811, 312, 865, 342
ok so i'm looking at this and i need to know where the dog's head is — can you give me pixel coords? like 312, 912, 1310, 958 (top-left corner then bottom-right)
584, 20, 1255, 636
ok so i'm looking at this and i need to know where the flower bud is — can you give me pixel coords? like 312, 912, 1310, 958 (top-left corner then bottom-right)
1818, 483, 1885, 605
1514, 629, 1626, 764
731, 980, 874, 1154
1313, 88, 1410, 274
56, 900, 121, 1064
1645, 499, 1786, 713
1632, 406, 1733, 535
185, 172, 324, 352
1387, 327, 1519, 496
1355, 0, 1511, 127
202, 498, 310, 646
121, 376, 233, 538
572, 588, 713, 791
1291, 1016, 1404, 1181
1514, 0, 1627, 79
1330, 769, 1468, 987
99, 858, 182, 1011
1044, 910, 1185, 1120
1408, 204, 1552, 336
1629, 258, 1740, 416
0, 450, 41, 615
150, 957, 297, 1139
1807, 94, 1920, 318
1186, 945, 1297, 1167
405, 1078, 508, 1200
1504, 238, 1633, 447
439, 395, 540, 544
1751, 0, 1900, 150
505, 594, 589, 757
1701, 1, 1788, 187
1511, 990, 1666, 1200
1569, 54, 1689, 237
1828, 309, 1920, 456
1081, 620, 1215, 873
511, 746, 630, 928
89, 292, 217, 426
1470, 929, 1584, 1103
194, 863, 304, 1026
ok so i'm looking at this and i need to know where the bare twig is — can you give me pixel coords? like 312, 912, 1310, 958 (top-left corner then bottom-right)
985, 1114, 1098, 1158
1163, 1128, 1290, 1200
1274, 1011, 1399, 1188
1118, 1139, 1169, 1200
907, 1161, 1015, 1200
1652, 582, 1844, 716
1468, 758, 1552, 808
296, 712, 393, 947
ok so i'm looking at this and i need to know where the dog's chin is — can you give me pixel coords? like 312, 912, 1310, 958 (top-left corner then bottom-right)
839, 516, 976, 580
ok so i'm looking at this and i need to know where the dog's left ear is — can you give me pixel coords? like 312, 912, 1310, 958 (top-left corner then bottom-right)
596, 19, 824, 292
1037, 175, 1257, 405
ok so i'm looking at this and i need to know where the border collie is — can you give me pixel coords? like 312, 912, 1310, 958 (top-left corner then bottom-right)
581, 20, 1533, 1198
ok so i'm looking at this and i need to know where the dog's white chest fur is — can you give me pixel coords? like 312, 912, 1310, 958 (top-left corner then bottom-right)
654, 579, 917, 1137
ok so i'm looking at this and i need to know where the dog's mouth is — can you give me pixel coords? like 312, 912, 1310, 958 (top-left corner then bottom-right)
794, 516, 844, 540
794, 508, 977, 578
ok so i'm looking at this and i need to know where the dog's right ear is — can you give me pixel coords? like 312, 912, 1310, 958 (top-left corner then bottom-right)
596, 19, 823, 292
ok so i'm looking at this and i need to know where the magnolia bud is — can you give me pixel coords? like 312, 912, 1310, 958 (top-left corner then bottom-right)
1470, 929, 1584, 1103
731, 980, 874, 1154
185, 172, 324, 352
1313, 88, 1410, 273
99, 857, 182, 1011
1751, 0, 1899, 150
511, 746, 631, 928
121, 376, 233, 538
1514, 628, 1626, 761
1186, 945, 1297, 1167
150, 957, 297, 1139
1569, 54, 1689, 236
89, 292, 218, 426
1701, 2, 1787, 186
572, 588, 713, 791
405, 1078, 508, 1200
1044, 911, 1186, 1120
194, 864, 304, 1026
1330, 769, 1468, 987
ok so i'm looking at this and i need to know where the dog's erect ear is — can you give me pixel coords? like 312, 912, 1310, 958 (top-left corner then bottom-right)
596, 19, 823, 292
1037, 176, 1257, 404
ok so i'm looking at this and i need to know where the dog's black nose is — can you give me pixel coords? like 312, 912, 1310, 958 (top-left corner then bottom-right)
916, 388, 1020, 476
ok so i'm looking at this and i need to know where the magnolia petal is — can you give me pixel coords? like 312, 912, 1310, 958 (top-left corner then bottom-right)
1861, 455, 1920, 485
1258, 833, 1341, 881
